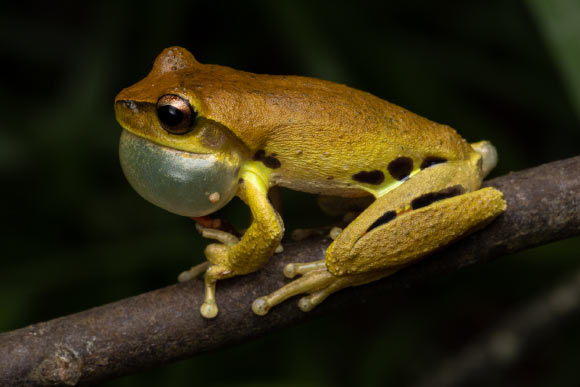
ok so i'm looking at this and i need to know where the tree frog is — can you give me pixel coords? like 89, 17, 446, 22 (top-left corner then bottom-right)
115, 47, 506, 319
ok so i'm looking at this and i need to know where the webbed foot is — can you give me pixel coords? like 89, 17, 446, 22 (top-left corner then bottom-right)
253, 260, 392, 315
253, 259, 399, 315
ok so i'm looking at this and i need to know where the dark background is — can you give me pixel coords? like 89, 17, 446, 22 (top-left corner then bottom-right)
1, 1, 580, 386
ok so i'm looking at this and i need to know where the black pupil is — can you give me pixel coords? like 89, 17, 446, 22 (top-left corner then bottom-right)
158, 105, 184, 126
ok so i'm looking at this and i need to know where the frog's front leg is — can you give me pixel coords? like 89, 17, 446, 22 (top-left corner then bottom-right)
177, 224, 238, 283
253, 161, 506, 315
189, 167, 283, 318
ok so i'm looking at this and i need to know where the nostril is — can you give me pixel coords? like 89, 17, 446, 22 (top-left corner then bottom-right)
116, 100, 139, 112
124, 100, 138, 112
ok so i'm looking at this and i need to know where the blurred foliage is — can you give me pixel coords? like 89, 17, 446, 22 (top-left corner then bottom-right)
1, 1, 579, 386
529, 0, 580, 121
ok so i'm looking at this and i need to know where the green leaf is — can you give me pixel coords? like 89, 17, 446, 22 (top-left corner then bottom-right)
528, 0, 580, 121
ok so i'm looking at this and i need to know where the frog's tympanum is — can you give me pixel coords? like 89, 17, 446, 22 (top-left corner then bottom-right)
115, 47, 506, 318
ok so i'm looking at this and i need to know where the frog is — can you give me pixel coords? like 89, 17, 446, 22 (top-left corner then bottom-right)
115, 47, 506, 319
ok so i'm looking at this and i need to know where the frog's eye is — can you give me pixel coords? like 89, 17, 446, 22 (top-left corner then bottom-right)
156, 94, 197, 134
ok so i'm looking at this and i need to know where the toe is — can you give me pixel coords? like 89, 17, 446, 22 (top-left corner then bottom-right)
252, 297, 271, 316
200, 302, 219, 319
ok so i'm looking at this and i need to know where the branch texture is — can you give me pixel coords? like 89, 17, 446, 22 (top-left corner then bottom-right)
1, 156, 580, 386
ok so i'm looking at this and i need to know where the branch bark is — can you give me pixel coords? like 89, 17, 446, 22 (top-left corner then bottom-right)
1, 156, 580, 386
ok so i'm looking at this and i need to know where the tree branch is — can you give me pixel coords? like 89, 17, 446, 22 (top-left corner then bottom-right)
1, 156, 580, 387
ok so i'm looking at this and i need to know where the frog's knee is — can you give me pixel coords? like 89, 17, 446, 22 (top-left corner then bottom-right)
471, 141, 498, 178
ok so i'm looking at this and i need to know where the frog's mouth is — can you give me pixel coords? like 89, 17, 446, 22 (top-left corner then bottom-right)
119, 130, 240, 217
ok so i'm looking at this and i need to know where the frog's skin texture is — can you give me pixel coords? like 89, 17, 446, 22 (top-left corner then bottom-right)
115, 47, 506, 318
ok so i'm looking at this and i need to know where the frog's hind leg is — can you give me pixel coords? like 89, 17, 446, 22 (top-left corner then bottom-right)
326, 185, 506, 277
253, 160, 506, 315
326, 158, 506, 276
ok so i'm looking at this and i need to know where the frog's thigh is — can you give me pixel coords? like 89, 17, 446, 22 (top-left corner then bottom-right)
326, 186, 505, 276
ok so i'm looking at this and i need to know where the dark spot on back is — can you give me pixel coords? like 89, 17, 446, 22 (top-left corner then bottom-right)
352, 170, 385, 185
421, 156, 447, 170
253, 150, 265, 161
263, 156, 281, 169
367, 210, 396, 232
388, 157, 413, 180
253, 150, 281, 169
411, 185, 465, 210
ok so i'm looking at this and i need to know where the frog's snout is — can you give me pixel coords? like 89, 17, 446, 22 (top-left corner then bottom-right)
119, 130, 240, 217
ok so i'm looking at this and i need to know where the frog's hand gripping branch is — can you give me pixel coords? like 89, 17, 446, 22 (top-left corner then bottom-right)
194, 166, 284, 318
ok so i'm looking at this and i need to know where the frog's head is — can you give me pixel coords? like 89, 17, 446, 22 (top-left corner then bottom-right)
115, 47, 247, 217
